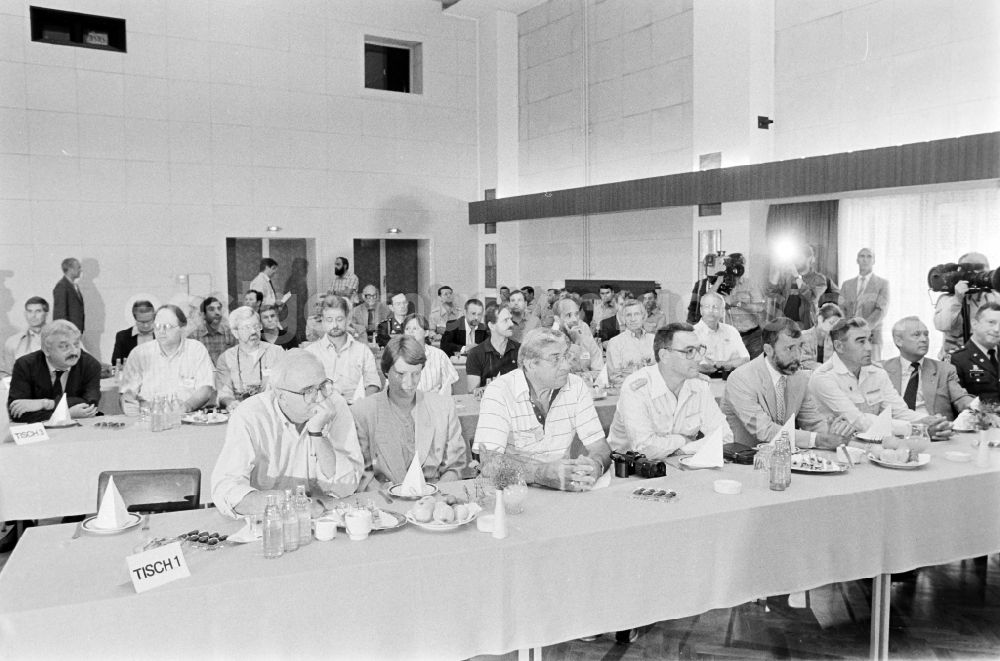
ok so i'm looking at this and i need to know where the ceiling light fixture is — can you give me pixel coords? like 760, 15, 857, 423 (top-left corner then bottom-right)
265, 225, 282, 232
387, 227, 401, 234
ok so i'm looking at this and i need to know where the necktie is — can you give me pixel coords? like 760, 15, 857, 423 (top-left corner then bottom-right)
367, 308, 375, 329
903, 361, 920, 410
857, 276, 867, 298
775, 375, 787, 424
52, 370, 65, 403
989, 349, 998, 373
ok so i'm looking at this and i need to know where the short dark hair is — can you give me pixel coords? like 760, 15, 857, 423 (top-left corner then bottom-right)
437, 285, 452, 296
818, 303, 843, 321
336, 256, 349, 269
653, 322, 695, 361
829, 317, 869, 344
25, 296, 49, 312
60, 257, 79, 273
380, 335, 427, 375
643, 289, 657, 299
245, 290, 263, 303
484, 303, 510, 327
520, 286, 534, 296
259, 303, 278, 316
259, 258, 278, 271
762, 317, 802, 348
131, 299, 154, 316
321, 296, 351, 317
156, 304, 187, 326
975, 302, 1000, 321
599, 284, 615, 292
465, 298, 484, 311
508, 289, 526, 302
499, 285, 510, 292
403, 313, 429, 333
200, 296, 222, 315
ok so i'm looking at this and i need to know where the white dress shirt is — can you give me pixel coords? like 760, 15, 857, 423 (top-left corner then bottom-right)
120, 338, 215, 412
693, 319, 749, 367
304, 333, 380, 402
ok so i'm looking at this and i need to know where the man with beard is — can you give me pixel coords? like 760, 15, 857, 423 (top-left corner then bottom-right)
721, 318, 853, 448
809, 318, 953, 440
552, 297, 605, 374
7, 320, 101, 423
190, 297, 237, 365
327, 256, 359, 304
305, 296, 380, 403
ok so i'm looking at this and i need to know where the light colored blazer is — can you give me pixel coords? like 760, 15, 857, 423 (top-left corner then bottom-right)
883, 355, 971, 421
799, 326, 835, 370
720, 355, 826, 447
350, 390, 468, 488
839, 273, 889, 337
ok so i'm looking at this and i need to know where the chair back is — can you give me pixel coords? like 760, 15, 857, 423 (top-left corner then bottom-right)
96, 468, 201, 513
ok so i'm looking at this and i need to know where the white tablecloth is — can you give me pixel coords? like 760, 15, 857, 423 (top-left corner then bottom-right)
1, 439, 998, 659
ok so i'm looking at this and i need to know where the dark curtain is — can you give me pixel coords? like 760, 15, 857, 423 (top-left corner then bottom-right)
765, 200, 839, 281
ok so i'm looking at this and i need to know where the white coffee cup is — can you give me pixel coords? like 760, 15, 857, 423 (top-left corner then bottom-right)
344, 510, 373, 541
314, 517, 338, 541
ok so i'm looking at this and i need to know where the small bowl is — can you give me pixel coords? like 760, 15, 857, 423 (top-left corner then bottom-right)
713, 479, 742, 495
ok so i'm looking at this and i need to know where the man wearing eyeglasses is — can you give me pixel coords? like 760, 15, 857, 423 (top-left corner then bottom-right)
473, 328, 613, 492
211, 349, 364, 518
349, 285, 391, 342
608, 323, 733, 460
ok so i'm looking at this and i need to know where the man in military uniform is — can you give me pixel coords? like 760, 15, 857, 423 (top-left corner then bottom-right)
608, 322, 733, 460
950, 302, 1000, 403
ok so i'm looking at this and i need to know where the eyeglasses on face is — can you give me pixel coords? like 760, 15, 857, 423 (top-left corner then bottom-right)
237, 323, 263, 333
278, 378, 336, 403
666, 345, 707, 360
538, 350, 573, 366
154, 323, 180, 332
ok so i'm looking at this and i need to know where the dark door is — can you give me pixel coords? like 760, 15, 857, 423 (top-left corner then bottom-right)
353, 239, 381, 300
270, 238, 309, 340
226, 238, 263, 308
385, 239, 418, 302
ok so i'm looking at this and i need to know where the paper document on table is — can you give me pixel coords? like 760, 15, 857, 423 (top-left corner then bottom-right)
680, 426, 725, 469
94, 476, 131, 530
401, 452, 427, 497
857, 407, 893, 440
49, 394, 71, 424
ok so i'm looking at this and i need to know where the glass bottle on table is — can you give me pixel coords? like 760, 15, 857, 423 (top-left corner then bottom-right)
262, 494, 284, 559
770, 431, 792, 491
295, 485, 311, 547
151, 396, 165, 432
282, 489, 299, 552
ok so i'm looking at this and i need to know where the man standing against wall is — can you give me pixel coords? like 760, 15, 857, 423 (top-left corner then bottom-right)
839, 248, 889, 362
52, 257, 84, 332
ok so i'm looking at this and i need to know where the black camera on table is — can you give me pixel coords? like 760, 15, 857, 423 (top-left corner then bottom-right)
611, 450, 667, 479
927, 262, 1000, 295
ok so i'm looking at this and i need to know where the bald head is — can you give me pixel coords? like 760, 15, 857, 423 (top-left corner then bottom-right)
270, 349, 325, 391
960, 252, 990, 269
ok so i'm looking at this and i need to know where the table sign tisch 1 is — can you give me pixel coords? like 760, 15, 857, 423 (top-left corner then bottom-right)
126, 541, 191, 594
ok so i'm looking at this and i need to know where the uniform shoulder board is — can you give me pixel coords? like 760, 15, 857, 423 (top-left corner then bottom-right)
630, 378, 648, 391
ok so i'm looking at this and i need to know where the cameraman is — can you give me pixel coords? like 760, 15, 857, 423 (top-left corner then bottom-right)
686, 253, 765, 358
933, 252, 1000, 358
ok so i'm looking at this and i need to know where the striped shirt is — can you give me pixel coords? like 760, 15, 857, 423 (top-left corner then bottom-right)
473, 369, 605, 462
417, 344, 459, 395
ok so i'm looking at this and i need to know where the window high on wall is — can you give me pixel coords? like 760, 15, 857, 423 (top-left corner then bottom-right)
365, 36, 422, 94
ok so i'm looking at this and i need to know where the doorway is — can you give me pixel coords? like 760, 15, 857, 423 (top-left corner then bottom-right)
226, 237, 317, 340
352, 238, 429, 313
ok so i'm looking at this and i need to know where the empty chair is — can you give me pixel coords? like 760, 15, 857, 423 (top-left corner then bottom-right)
96, 468, 201, 513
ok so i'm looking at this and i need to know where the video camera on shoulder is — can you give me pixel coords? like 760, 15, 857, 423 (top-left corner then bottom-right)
704, 251, 746, 296
927, 262, 1000, 295
611, 450, 667, 479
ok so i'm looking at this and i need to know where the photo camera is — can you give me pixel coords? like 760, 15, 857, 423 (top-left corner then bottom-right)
611, 450, 667, 479
927, 262, 1000, 295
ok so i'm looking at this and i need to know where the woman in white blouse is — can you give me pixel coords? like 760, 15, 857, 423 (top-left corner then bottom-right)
403, 314, 458, 395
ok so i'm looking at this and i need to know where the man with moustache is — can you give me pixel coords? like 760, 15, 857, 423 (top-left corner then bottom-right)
465, 304, 520, 394
327, 256, 359, 304
305, 296, 381, 402
809, 318, 953, 440
608, 323, 733, 459
7, 320, 101, 423
884, 316, 971, 419
211, 349, 364, 518
722, 318, 853, 448
190, 297, 237, 365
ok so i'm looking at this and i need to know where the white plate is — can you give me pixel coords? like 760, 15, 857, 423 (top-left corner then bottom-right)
867, 452, 930, 470
387, 483, 438, 499
80, 512, 143, 535
854, 432, 888, 443
316, 509, 407, 532
182, 413, 228, 425
791, 462, 849, 474
404, 509, 479, 532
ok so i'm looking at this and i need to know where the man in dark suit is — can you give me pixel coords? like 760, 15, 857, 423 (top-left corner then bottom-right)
375, 293, 410, 348
111, 299, 156, 366
52, 257, 85, 332
950, 302, 1000, 403
721, 318, 853, 448
839, 248, 890, 362
884, 316, 971, 421
440, 299, 487, 357
7, 320, 101, 423
598, 313, 620, 343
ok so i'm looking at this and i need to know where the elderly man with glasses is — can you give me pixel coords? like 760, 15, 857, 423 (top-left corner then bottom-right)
608, 323, 733, 460
211, 349, 363, 518
473, 328, 613, 492
119, 304, 216, 416
215, 307, 286, 412
350, 285, 391, 342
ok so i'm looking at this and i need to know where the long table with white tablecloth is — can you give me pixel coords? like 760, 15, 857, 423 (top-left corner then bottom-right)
1, 440, 998, 659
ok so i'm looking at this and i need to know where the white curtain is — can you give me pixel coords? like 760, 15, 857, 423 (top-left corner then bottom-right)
838, 184, 1000, 360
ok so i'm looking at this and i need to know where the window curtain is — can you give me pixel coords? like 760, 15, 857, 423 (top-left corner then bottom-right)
838, 185, 1000, 358
764, 200, 839, 320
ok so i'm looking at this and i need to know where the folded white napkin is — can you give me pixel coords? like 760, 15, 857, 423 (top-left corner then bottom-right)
50, 394, 71, 424
858, 407, 893, 439
351, 377, 366, 404
680, 426, 725, 469
771, 415, 796, 449
401, 452, 427, 497
94, 476, 131, 530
